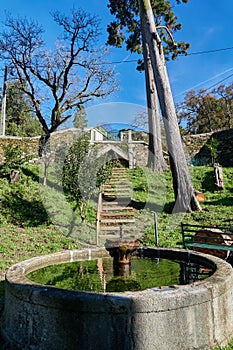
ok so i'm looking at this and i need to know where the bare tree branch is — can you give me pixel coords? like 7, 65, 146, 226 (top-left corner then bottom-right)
0, 8, 118, 134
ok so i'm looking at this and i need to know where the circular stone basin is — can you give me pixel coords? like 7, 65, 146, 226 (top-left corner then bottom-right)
2, 247, 233, 350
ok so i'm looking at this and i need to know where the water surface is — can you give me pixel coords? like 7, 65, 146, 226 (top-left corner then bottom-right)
27, 257, 213, 293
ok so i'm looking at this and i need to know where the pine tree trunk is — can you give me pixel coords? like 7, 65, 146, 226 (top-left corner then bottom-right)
141, 23, 167, 172
139, 0, 201, 212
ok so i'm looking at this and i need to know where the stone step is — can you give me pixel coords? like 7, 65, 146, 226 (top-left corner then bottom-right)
101, 219, 136, 225
111, 168, 128, 172
99, 234, 138, 241
106, 179, 129, 184
103, 193, 130, 203
99, 225, 134, 232
103, 183, 131, 188
107, 175, 129, 179
110, 171, 128, 175
110, 173, 128, 177
103, 193, 132, 198
109, 171, 128, 176
98, 234, 121, 239
102, 200, 131, 206
100, 212, 135, 219
99, 226, 122, 231
106, 182, 129, 185
103, 196, 131, 201
103, 187, 132, 192
101, 206, 135, 211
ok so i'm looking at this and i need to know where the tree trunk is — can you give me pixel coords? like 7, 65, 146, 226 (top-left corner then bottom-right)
141, 23, 167, 172
139, 0, 201, 212
214, 164, 224, 190
39, 134, 51, 186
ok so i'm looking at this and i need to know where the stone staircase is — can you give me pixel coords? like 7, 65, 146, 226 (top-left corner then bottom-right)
96, 167, 138, 245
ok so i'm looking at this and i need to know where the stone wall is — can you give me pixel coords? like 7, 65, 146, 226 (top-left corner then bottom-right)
183, 132, 212, 159
0, 135, 41, 164
0, 129, 149, 167
0, 128, 232, 167
183, 128, 233, 166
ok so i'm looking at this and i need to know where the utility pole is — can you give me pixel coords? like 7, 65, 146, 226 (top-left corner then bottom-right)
0, 66, 7, 136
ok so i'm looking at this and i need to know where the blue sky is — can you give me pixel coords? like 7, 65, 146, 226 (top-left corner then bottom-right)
0, 0, 233, 127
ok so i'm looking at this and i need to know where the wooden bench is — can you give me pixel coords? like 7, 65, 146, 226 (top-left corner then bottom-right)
181, 222, 233, 260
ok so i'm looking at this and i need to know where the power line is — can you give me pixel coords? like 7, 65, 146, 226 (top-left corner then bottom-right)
205, 73, 233, 92
187, 46, 233, 56
175, 67, 233, 98
110, 45, 233, 65
1, 45, 233, 71
175, 73, 233, 103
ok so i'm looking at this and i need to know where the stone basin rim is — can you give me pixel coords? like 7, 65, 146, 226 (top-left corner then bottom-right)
5, 247, 232, 297
3, 247, 233, 350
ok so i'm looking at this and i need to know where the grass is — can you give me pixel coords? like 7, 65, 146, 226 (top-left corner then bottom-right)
213, 339, 233, 350
0, 164, 232, 276
0, 164, 233, 349
129, 165, 233, 247
0, 165, 81, 278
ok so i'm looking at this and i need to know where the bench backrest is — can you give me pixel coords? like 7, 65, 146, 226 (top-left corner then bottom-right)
181, 223, 233, 248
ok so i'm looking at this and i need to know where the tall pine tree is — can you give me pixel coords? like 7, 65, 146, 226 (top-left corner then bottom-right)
107, 0, 189, 172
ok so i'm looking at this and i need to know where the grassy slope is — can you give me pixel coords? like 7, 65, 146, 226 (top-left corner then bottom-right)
0, 164, 232, 349
130, 165, 233, 248
0, 165, 80, 279
0, 164, 232, 277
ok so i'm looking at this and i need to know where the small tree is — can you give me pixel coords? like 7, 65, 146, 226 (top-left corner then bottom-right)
2, 80, 42, 136
73, 104, 88, 129
206, 137, 218, 166
1, 143, 31, 180
62, 134, 113, 222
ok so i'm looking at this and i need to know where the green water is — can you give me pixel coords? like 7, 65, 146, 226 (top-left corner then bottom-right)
27, 257, 212, 293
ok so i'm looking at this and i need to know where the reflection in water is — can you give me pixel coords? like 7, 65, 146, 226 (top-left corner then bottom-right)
27, 256, 214, 293
97, 258, 106, 292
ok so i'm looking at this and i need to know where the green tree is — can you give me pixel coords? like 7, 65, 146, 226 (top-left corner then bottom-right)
2, 80, 42, 136
73, 104, 88, 129
177, 84, 233, 134
0, 8, 117, 135
107, 0, 189, 172
108, 0, 200, 212
62, 135, 91, 222
62, 134, 113, 222
139, 0, 200, 212
0, 143, 31, 179
213, 83, 233, 129
206, 137, 218, 166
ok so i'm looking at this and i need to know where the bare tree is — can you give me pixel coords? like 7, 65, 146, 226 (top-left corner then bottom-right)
0, 8, 117, 134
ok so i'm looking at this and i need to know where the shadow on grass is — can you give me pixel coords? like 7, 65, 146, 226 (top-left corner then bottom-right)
201, 169, 215, 192
205, 197, 233, 207
1, 194, 49, 227
22, 167, 40, 183
130, 199, 174, 214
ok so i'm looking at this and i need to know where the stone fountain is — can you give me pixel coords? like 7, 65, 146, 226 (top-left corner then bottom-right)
2, 246, 233, 350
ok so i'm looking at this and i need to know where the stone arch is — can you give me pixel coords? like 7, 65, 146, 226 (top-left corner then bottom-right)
96, 144, 130, 167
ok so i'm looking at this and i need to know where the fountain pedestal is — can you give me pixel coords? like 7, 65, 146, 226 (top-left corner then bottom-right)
105, 239, 139, 276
